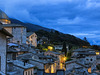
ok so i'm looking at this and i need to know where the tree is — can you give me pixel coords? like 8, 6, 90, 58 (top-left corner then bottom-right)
62, 41, 67, 56
83, 37, 88, 42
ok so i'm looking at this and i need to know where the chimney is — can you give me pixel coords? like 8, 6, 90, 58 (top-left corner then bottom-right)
22, 59, 28, 66
24, 61, 26, 66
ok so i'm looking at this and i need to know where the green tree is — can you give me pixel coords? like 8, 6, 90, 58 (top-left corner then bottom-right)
83, 37, 88, 42
62, 41, 67, 56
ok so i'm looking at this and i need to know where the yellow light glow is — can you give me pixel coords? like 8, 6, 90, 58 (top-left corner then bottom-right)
51, 65, 54, 73
96, 52, 99, 55
48, 46, 53, 51
44, 42, 46, 44
60, 63, 63, 69
63, 57, 66, 61
88, 67, 91, 73
82, 46, 88, 48
0, 19, 11, 24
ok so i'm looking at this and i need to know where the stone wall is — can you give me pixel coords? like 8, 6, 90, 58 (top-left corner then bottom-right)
29, 60, 44, 69
0, 32, 6, 74
4, 26, 26, 44
85, 56, 96, 64
66, 62, 81, 70
24, 68, 34, 75
28, 33, 37, 47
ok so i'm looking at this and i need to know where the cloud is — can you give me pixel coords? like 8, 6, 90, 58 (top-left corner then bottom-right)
0, 0, 100, 45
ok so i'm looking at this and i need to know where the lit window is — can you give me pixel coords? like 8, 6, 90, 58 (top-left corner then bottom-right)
88, 67, 91, 73
96, 52, 99, 55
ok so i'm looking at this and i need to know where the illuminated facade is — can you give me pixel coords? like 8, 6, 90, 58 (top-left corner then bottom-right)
0, 9, 11, 24
26, 32, 37, 47
44, 51, 66, 70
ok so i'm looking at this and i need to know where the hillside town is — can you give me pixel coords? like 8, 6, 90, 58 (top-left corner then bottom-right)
0, 10, 100, 75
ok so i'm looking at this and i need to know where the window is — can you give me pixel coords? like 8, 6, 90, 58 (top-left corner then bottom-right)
28, 71, 30, 75
12, 53, 16, 60
26, 72, 27, 75
31, 41, 33, 43
88, 67, 91, 73
13, 27, 16, 29
90, 59, 92, 61
31, 70, 33, 75
86, 59, 88, 61
31, 36, 33, 38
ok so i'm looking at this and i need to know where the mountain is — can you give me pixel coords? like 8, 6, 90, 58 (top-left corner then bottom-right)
10, 18, 90, 46
35, 30, 90, 46
10, 18, 54, 32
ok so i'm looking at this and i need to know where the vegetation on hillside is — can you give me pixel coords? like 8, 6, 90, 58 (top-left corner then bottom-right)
35, 30, 90, 47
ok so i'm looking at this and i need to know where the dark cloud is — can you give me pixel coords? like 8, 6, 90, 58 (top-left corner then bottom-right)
0, 0, 100, 45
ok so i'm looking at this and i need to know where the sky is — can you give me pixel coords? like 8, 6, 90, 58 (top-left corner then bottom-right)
0, 0, 100, 45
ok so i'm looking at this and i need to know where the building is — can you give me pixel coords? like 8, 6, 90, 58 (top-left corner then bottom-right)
7, 48, 18, 60
44, 51, 66, 70
7, 43, 30, 61
3, 24, 27, 44
26, 32, 37, 47
65, 48, 97, 75
54, 45, 68, 51
0, 9, 27, 44
17, 52, 57, 74
0, 25, 12, 75
0, 9, 11, 24
37, 36, 49, 45
7, 60, 35, 75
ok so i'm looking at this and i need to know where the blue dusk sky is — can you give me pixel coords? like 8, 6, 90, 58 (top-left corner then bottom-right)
0, 0, 100, 45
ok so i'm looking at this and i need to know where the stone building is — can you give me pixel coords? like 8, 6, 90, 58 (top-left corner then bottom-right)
54, 45, 69, 51
65, 48, 97, 75
44, 51, 66, 70
7, 60, 35, 75
37, 36, 49, 45
26, 32, 37, 47
3, 24, 27, 44
0, 25, 12, 75
17, 52, 57, 74
0, 9, 27, 44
